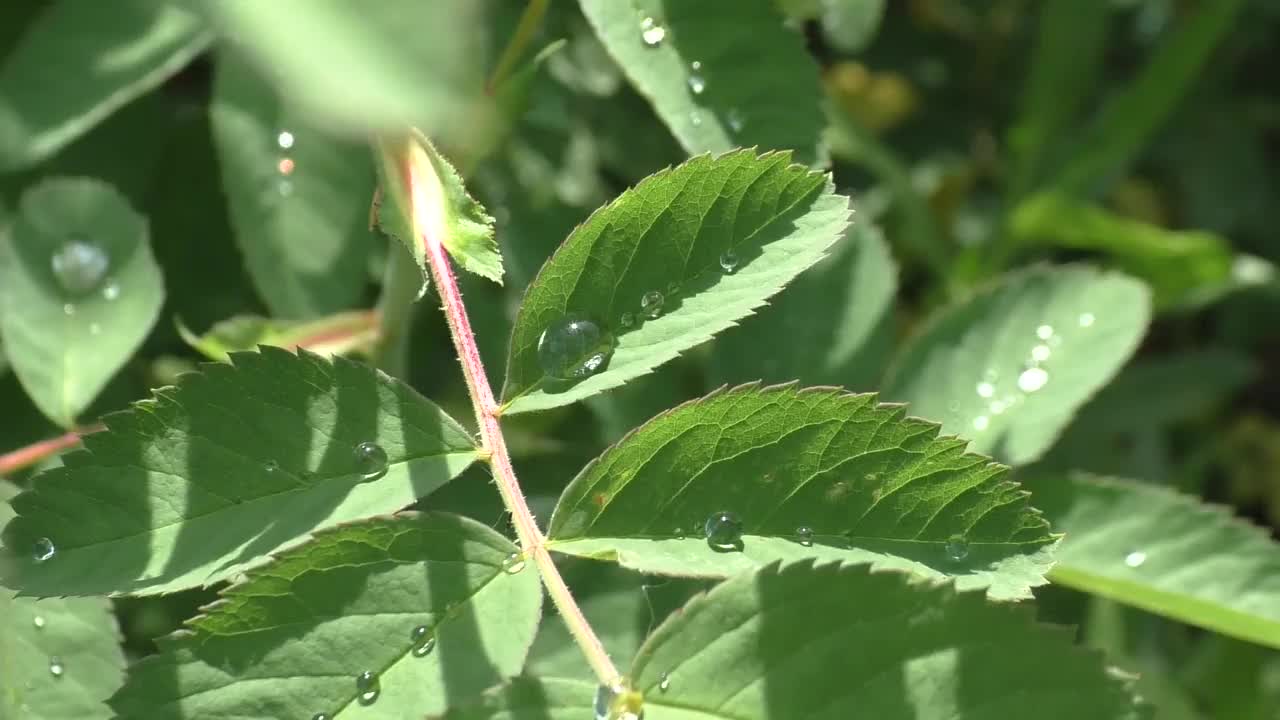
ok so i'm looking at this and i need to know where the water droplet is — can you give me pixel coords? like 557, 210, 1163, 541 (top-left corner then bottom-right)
1035, 324, 1054, 341
537, 314, 615, 380
353, 441, 388, 480
101, 281, 120, 301
976, 381, 995, 399
719, 250, 739, 273
356, 671, 380, 706
795, 526, 814, 547
312, 714, 331, 720
1124, 551, 1147, 568
276, 130, 295, 150
726, 108, 745, 133
620, 312, 636, 329
1030, 344, 1051, 363
972, 415, 990, 432
689, 110, 704, 127
411, 625, 436, 657
703, 511, 743, 551
48, 657, 64, 678
640, 291, 665, 319
502, 553, 527, 574
1078, 312, 1096, 328
277, 157, 295, 176
945, 535, 969, 561
595, 677, 644, 720
658, 671, 671, 692
673, 527, 685, 540
264, 460, 279, 474
33, 616, 45, 629
639, 17, 666, 46
687, 72, 706, 95
63, 303, 75, 316
1017, 367, 1049, 393
51, 239, 109, 296
32, 537, 55, 562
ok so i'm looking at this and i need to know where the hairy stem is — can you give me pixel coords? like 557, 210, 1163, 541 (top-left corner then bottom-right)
411, 167, 620, 684
0, 426, 100, 476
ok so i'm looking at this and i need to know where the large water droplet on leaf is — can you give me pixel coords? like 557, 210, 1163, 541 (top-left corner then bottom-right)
719, 250, 739, 273
1124, 551, 1147, 568
640, 17, 666, 46
1017, 366, 1049, 393
537, 315, 615, 380
945, 535, 969, 561
356, 671, 380, 705
795, 526, 814, 547
704, 511, 743, 551
502, 553, 527, 574
32, 537, 55, 562
276, 130, 295, 150
640, 291, 665, 319
411, 625, 436, 657
33, 616, 45, 629
51, 239, 109, 296
658, 671, 671, 692
354, 441, 388, 480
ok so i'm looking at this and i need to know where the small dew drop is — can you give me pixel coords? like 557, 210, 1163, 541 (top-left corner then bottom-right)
795, 526, 814, 547
276, 130, 295, 150
687, 72, 706, 95
1030, 344, 1052, 363
658, 671, 671, 692
33, 616, 45, 629
718, 249, 739, 273
537, 314, 615, 380
620, 312, 636, 329
1079, 312, 1096, 328
641, 291, 665, 319
1017, 366, 1049, 393
726, 108, 745, 133
639, 17, 666, 46
277, 157, 295, 176
51, 239, 109, 296
355, 671, 380, 706
353, 441, 388, 480
972, 415, 990, 432
976, 381, 995, 399
63, 303, 75, 316
1124, 551, 1147, 568
48, 657, 64, 678
703, 510, 743, 551
102, 281, 120, 301
502, 553, 527, 574
673, 527, 685, 540
945, 535, 969, 562
411, 625, 437, 657
264, 460, 279, 474
33, 537, 55, 563
1035, 324, 1054, 341
312, 714, 331, 720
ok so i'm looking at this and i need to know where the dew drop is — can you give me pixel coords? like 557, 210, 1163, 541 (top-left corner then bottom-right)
673, 527, 685, 540
620, 312, 636, 329
595, 677, 644, 720
639, 17, 666, 46
312, 714, 331, 720
703, 510, 743, 551
48, 657, 64, 678
658, 671, 671, 692
1030, 344, 1051, 363
537, 314, 615, 380
1124, 551, 1147, 568
1017, 366, 1049, 393
51, 239, 109, 296
1035, 324, 1054, 341
276, 130, 295, 150
264, 460, 279, 474
640, 291, 665, 319
1078, 312, 1096, 328
687, 72, 706, 95
353, 441, 388, 480
726, 108, 745, 133
355, 670, 380, 706
33, 616, 45, 629
945, 535, 969, 561
972, 415, 990, 432
502, 553, 527, 574
689, 110, 704, 127
63, 303, 75, 316
411, 625, 436, 657
277, 157, 295, 176
101, 281, 120, 301
795, 526, 814, 547
975, 381, 995, 399
32, 537, 55, 562
719, 249, 739, 273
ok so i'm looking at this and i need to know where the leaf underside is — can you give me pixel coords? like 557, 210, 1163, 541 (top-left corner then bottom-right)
109, 513, 542, 719
548, 384, 1057, 600
1, 347, 478, 597
501, 149, 851, 414
1027, 473, 1280, 650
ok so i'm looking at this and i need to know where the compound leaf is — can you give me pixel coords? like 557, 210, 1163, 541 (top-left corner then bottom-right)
1, 347, 478, 597
109, 513, 542, 719
548, 384, 1057, 601
501, 150, 850, 414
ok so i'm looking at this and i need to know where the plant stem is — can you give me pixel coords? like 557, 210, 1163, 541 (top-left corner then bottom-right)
412, 168, 620, 685
486, 0, 551, 94
0, 426, 101, 476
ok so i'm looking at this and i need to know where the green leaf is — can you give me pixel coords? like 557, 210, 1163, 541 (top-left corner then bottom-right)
0, 178, 164, 428
1, 480, 125, 720
547, 384, 1057, 601
1025, 474, 1280, 650
0, 0, 211, 171
1009, 193, 1233, 309
1, 347, 478, 597
373, 130, 502, 287
579, 0, 826, 167
431, 677, 595, 720
883, 265, 1151, 466
209, 53, 376, 319
1052, 0, 1247, 196
109, 512, 542, 720
177, 310, 380, 362
710, 221, 896, 390
626, 562, 1146, 720
500, 150, 851, 414
189, 0, 487, 137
